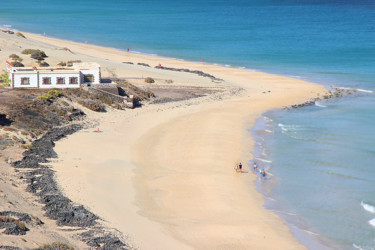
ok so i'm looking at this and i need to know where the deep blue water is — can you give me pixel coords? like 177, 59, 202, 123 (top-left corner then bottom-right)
1, 0, 374, 248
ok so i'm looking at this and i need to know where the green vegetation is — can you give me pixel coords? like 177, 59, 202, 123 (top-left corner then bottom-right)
145, 77, 155, 83
37, 90, 62, 101
26, 145, 37, 150
0, 70, 10, 86
37, 242, 74, 250
37, 94, 53, 100
48, 90, 62, 97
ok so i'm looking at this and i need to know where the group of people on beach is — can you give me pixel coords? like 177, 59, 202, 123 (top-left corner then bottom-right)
234, 162, 242, 172
234, 161, 266, 178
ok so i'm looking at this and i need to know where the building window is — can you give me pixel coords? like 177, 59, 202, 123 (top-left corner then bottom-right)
42, 77, 51, 85
69, 77, 78, 84
57, 77, 65, 85
21, 77, 30, 85
83, 74, 94, 83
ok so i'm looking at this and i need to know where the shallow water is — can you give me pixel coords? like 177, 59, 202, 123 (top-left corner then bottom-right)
253, 94, 375, 249
1, 0, 375, 248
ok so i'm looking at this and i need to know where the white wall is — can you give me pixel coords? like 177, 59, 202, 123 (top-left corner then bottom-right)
39, 73, 80, 89
80, 69, 100, 84
9, 66, 101, 88
13, 74, 38, 88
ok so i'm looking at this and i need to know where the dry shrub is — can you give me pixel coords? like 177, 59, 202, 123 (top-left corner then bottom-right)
0, 216, 27, 231
144, 77, 155, 83
67, 60, 82, 66
39, 242, 74, 250
16, 32, 26, 38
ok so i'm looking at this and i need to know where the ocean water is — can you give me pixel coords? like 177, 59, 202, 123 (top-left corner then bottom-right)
254, 94, 375, 249
1, 0, 375, 248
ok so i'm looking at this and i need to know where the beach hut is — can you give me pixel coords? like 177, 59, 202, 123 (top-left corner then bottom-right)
6, 61, 101, 88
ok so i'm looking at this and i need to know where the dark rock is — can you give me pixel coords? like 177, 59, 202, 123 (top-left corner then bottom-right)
0, 246, 22, 250
137, 63, 150, 67
0, 114, 12, 126
11, 124, 128, 248
0, 212, 31, 235
285, 87, 363, 110
154, 65, 221, 81
80, 230, 129, 249
1, 223, 27, 235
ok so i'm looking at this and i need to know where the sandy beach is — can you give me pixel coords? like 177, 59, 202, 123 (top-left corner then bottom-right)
0, 30, 328, 248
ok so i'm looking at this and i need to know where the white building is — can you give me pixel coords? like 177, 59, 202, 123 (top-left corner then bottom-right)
6, 61, 101, 88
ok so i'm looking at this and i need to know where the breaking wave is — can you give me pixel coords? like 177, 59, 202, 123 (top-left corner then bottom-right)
361, 201, 375, 213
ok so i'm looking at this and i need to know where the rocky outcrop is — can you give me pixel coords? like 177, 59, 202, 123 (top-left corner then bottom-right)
154, 65, 222, 82
12, 125, 130, 249
286, 87, 363, 110
137, 63, 150, 67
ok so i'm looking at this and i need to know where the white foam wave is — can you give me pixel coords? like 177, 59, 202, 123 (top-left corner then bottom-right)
1, 24, 12, 28
302, 229, 320, 236
361, 201, 375, 213
357, 88, 374, 93
261, 148, 266, 155
337, 86, 350, 90
336, 87, 373, 94
264, 129, 274, 133
266, 196, 277, 202
368, 218, 375, 227
256, 158, 272, 163
285, 74, 302, 79
353, 243, 364, 250
278, 123, 302, 133
272, 209, 298, 216
262, 116, 273, 122
315, 102, 327, 108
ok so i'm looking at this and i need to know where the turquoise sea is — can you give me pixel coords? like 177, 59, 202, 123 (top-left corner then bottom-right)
1, 0, 374, 248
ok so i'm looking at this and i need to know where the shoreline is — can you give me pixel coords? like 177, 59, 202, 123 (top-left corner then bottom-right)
1, 29, 329, 248
250, 113, 333, 249
12, 28, 317, 87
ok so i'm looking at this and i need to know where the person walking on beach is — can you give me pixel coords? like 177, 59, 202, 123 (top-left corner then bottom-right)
239, 162, 242, 172
253, 162, 257, 173
234, 164, 239, 172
